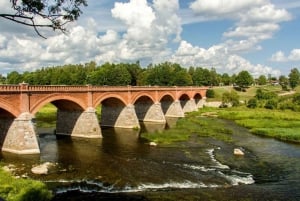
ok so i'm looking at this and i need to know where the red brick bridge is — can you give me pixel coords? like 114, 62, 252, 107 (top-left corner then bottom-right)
0, 83, 207, 154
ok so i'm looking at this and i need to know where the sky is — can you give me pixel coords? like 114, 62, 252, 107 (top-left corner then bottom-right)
0, 0, 300, 77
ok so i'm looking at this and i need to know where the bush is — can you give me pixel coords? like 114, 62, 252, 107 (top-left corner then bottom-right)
256, 89, 277, 100
264, 99, 278, 109
247, 98, 258, 108
206, 89, 215, 98
222, 90, 240, 107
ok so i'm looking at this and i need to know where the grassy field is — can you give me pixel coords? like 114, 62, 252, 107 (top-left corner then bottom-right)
200, 107, 300, 143
0, 166, 52, 201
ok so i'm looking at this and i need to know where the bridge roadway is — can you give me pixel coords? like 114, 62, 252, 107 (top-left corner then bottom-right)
0, 83, 207, 154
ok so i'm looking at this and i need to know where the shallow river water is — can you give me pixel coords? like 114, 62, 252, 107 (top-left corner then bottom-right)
1, 118, 300, 201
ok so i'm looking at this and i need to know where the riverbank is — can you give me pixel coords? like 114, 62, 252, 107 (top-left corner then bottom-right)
0, 165, 52, 201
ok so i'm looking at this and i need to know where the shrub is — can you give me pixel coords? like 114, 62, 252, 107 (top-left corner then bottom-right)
222, 90, 240, 107
264, 99, 278, 109
206, 89, 215, 98
256, 89, 277, 100
247, 98, 258, 108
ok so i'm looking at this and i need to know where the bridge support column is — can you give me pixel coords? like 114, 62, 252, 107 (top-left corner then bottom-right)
101, 104, 140, 129
1, 113, 40, 154
165, 100, 185, 117
182, 99, 198, 113
136, 103, 166, 123
56, 108, 102, 138
197, 97, 206, 108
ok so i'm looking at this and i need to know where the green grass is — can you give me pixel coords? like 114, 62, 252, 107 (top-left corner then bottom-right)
216, 107, 300, 143
0, 167, 52, 201
142, 111, 233, 145
35, 103, 57, 128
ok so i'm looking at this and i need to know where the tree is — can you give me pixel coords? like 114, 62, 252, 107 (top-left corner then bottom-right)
279, 75, 289, 91
235, 70, 253, 89
0, 0, 87, 38
288, 68, 300, 90
222, 90, 240, 107
257, 75, 267, 85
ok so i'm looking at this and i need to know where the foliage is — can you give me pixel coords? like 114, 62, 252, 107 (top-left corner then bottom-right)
247, 98, 257, 108
279, 75, 289, 91
288, 68, 300, 89
0, 167, 52, 201
206, 89, 215, 98
255, 88, 278, 100
0, 0, 87, 38
264, 99, 278, 109
222, 90, 239, 107
257, 75, 267, 85
235, 70, 254, 88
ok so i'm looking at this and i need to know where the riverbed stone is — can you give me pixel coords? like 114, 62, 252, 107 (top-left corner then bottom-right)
234, 148, 245, 156
31, 162, 54, 175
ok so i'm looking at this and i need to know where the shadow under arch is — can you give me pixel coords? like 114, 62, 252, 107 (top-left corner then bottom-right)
194, 93, 203, 105
0, 108, 15, 151
100, 97, 127, 127
179, 94, 190, 108
160, 94, 175, 115
134, 95, 155, 121
34, 99, 85, 137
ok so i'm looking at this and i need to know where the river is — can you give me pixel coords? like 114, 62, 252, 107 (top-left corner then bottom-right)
1, 117, 300, 201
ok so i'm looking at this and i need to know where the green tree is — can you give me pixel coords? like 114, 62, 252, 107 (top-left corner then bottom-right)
279, 75, 289, 91
222, 90, 240, 107
257, 75, 267, 85
0, 0, 87, 38
221, 73, 231, 85
235, 70, 253, 89
288, 68, 300, 90
7, 71, 23, 84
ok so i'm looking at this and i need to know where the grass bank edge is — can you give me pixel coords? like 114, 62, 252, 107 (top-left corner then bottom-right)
214, 107, 300, 143
0, 166, 53, 201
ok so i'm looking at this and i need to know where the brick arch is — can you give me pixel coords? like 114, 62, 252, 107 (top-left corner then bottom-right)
93, 94, 128, 108
30, 94, 86, 115
0, 98, 19, 117
158, 93, 176, 102
178, 93, 191, 100
132, 93, 155, 104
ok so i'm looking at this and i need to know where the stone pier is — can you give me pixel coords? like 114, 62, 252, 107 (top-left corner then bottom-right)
135, 102, 166, 123
182, 99, 198, 113
1, 113, 40, 154
56, 108, 102, 138
164, 100, 185, 117
101, 104, 140, 129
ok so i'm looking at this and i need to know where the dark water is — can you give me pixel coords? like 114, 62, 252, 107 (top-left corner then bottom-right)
1, 118, 300, 201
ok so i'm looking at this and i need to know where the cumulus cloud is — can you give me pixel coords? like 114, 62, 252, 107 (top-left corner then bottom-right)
190, 0, 265, 16
171, 40, 280, 77
0, 0, 293, 77
271, 49, 300, 62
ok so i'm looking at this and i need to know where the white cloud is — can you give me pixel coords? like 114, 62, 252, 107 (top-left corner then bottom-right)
190, 0, 265, 16
171, 40, 280, 77
271, 49, 300, 62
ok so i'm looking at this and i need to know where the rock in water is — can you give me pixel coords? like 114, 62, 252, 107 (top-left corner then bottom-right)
31, 162, 53, 175
149, 142, 157, 146
234, 148, 245, 156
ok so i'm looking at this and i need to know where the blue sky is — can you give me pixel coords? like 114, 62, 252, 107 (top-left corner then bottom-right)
0, 0, 300, 77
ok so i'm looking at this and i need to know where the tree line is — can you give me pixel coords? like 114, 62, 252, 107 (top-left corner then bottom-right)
1, 61, 299, 90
